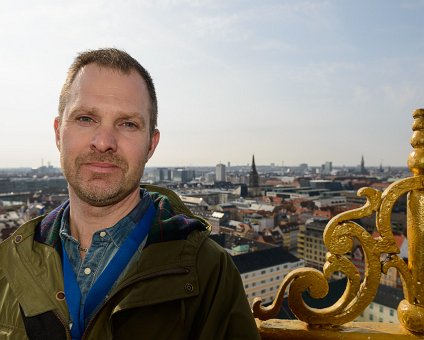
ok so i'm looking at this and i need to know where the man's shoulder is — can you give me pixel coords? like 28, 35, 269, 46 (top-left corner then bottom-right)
141, 185, 212, 246
0, 216, 43, 274
143, 184, 189, 216
197, 233, 228, 256
142, 184, 209, 224
0, 216, 42, 250
180, 230, 236, 275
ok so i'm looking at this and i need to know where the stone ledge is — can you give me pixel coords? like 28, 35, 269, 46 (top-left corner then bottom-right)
256, 319, 424, 340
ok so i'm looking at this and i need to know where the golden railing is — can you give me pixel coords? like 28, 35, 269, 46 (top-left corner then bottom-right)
253, 109, 424, 339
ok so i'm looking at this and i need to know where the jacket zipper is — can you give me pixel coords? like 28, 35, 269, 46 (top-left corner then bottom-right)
81, 266, 191, 339
53, 310, 72, 340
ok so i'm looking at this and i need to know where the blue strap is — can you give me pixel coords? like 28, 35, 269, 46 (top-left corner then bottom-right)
84, 202, 155, 319
62, 241, 83, 339
62, 200, 156, 339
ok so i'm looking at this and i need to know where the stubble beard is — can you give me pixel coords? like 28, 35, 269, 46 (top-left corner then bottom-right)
62, 152, 143, 207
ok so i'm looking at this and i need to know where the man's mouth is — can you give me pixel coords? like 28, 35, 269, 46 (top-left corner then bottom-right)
83, 162, 120, 173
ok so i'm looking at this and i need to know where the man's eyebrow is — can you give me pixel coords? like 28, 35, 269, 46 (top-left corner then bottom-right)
67, 106, 98, 118
118, 111, 145, 120
67, 107, 146, 125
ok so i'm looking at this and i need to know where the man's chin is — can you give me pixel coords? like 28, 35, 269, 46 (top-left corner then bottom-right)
69, 180, 122, 206
76, 190, 125, 207
69, 179, 141, 207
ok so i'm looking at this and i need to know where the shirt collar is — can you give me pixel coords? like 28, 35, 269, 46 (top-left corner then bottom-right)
59, 189, 151, 248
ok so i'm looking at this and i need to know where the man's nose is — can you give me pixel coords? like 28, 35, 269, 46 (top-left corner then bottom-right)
90, 125, 118, 153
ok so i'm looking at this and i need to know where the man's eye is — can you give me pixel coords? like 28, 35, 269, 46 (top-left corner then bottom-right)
121, 121, 138, 129
76, 116, 95, 125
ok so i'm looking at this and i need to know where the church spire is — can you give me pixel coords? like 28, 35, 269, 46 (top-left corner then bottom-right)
249, 154, 259, 187
360, 155, 368, 175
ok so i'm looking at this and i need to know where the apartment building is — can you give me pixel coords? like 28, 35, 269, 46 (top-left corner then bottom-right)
210, 233, 304, 305
356, 284, 403, 323
233, 247, 304, 305
297, 217, 329, 270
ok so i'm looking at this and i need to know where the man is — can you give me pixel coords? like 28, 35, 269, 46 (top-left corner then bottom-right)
0, 48, 260, 339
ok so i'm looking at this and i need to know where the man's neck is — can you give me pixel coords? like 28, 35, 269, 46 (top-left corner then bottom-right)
68, 188, 141, 250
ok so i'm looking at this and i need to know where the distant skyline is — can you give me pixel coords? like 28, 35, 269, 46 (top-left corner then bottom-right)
0, 159, 409, 171
1, 1, 424, 168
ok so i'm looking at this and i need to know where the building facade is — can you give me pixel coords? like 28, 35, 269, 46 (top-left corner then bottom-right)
215, 163, 226, 182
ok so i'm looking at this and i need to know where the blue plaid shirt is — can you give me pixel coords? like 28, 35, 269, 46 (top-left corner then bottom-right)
59, 190, 150, 308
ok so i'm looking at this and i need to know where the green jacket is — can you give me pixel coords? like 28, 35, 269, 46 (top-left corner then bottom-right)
0, 186, 260, 339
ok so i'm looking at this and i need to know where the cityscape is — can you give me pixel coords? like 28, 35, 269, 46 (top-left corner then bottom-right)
2, 1, 424, 337
0, 155, 410, 323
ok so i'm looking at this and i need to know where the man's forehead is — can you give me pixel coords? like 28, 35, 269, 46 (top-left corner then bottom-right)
63, 64, 151, 117
73, 63, 143, 85
68, 64, 150, 100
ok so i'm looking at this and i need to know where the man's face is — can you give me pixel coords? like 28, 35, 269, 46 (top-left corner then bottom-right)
54, 64, 159, 207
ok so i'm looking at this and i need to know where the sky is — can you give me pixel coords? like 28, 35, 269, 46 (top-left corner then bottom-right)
1, 0, 424, 169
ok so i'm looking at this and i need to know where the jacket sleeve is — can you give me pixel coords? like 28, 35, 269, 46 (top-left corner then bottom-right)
0, 273, 29, 339
193, 238, 260, 340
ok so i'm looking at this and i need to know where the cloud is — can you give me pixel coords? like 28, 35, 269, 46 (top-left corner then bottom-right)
135, 0, 218, 9
184, 13, 250, 42
382, 84, 419, 108
252, 39, 298, 53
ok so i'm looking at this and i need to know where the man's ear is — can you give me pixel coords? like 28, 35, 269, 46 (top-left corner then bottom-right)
54, 117, 61, 150
147, 129, 160, 161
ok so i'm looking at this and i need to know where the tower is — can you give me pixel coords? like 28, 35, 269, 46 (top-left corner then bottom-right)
360, 155, 368, 175
216, 163, 226, 182
249, 155, 259, 188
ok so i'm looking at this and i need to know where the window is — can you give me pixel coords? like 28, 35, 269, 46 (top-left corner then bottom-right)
370, 303, 374, 309
261, 289, 266, 294
390, 310, 394, 317
245, 284, 249, 288
261, 270, 266, 275
379, 306, 383, 313
379, 317, 383, 322
369, 314, 374, 321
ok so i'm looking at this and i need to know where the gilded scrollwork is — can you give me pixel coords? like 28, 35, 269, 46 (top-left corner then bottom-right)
382, 255, 413, 303
253, 174, 423, 327
253, 109, 424, 334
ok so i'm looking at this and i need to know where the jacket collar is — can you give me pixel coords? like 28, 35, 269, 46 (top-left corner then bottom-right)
34, 185, 209, 249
